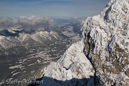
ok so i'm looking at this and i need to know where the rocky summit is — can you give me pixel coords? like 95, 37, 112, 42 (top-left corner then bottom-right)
83, 0, 129, 85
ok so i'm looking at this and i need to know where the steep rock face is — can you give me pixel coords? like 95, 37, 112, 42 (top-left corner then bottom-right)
82, 0, 129, 85
39, 41, 95, 86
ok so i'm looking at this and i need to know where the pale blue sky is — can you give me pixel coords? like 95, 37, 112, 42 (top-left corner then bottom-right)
0, 0, 110, 17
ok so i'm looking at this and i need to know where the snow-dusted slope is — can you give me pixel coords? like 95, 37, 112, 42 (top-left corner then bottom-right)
39, 40, 95, 86
82, 0, 129, 85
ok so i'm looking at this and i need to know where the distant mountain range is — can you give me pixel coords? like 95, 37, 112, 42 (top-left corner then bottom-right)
0, 16, 83, 58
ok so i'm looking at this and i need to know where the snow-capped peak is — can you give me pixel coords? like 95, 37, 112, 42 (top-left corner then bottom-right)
82, 0, 129, 85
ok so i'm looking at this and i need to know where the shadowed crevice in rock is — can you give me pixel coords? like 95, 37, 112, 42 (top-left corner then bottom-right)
83, 47, 101, 86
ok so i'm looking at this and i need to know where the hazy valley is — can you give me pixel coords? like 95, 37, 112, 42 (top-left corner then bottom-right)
0, 16, 83, 86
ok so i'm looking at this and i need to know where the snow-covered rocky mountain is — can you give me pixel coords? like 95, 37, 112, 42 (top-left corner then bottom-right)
38, 0, 129, 86
83, 0, 129, 85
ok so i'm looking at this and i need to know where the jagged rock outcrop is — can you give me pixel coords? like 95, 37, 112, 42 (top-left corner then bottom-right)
82, 0, 129, 85
38, 40, 96, 86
